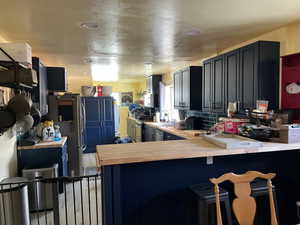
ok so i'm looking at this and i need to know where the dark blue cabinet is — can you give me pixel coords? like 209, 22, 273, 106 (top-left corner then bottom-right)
17, 143, 68, 177
83, 96, 115, 153
203, 41, 280, 112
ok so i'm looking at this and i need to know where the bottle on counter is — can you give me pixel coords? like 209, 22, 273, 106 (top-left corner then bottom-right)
155, 112, 160, 123
54, 125, 62, 141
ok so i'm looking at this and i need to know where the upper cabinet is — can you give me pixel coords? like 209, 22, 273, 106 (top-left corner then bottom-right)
202, 61, 212, 111
203, 41, 280, 113
32, 57, 48, 116
211, 56, 226, 112
173, 66, 202, 110
174, 71, 182, 108
224, 49, 240, 104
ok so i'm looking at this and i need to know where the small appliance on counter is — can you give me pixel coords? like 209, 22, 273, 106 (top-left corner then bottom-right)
279, 124, 300, 143
215, 117, 249, 134
175, 120, 186, 130
185, 116, 202, 130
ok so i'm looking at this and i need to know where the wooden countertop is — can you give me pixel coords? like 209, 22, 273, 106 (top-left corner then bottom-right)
17, 137, 68, 150
143, 121, 208, 139
97, 138, 300, 166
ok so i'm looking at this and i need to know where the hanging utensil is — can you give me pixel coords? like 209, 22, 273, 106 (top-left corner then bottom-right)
7, 90, 31, 116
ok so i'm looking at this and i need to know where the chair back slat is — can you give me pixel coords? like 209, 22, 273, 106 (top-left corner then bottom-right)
214, 184, 223, 225
210, 171, 278, 225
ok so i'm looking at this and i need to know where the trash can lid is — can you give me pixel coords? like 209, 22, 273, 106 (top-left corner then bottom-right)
0, 177, 28, 192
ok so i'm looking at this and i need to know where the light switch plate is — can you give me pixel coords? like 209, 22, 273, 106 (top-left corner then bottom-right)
206, 156, 213, 165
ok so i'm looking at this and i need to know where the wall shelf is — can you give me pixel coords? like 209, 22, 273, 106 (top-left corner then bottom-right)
0, 48, 35, 90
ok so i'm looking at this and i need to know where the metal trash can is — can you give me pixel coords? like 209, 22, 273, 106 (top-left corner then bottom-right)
0, 177, 30, 225
22, 164, 58, 212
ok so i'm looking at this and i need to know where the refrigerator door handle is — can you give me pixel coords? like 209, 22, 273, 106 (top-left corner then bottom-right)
82, 103, 87, 131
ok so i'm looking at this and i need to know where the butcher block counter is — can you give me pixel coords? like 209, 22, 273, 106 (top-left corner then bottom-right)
17, 136, 68, 150
97, 137, 300, 166
143, 121, 208, 140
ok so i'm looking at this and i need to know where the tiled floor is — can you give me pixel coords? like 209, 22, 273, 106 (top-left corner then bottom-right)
29, 153, 102, 225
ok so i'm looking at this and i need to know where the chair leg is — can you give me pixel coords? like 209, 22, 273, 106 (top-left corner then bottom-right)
272, 189, 279, 222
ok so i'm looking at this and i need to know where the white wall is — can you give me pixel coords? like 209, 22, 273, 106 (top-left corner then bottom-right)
0, 128, 17, 180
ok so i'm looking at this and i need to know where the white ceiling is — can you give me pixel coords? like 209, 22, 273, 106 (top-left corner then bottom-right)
1, 0, 300, 81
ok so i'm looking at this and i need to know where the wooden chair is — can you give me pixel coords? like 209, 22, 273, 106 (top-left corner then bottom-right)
210, 171, 278, 225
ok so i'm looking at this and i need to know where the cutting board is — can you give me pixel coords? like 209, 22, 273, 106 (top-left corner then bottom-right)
203, 134, 263, 149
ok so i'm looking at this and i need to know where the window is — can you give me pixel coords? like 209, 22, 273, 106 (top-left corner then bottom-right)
160, 84, 179, 122
111, 92, 120, 105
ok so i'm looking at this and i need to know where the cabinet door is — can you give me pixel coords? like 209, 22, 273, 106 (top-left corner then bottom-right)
164, 132, 185, 140
174, 71, 182, 108
84, 97, 102, 153
212, 56, 225, 112
143, 125, 155, 142
202, 61, 212, 111
181, 68, 190, 109
100, 97, 115, 145
224, 50, 240, 107
239, 43, 259, 109
155, 129, 164, 141
143, 125, 150, 142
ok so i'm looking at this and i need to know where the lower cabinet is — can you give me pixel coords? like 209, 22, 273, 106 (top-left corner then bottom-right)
143, 124, 156, 142
155, 129, 164, 141
127, 118, 135, 141
127, 118, 142, 142
17, 144, 68, 177
164, 132, 185, 141
143, 125, 185, 142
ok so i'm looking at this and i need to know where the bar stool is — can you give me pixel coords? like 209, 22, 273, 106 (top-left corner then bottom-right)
189, 183, 233, 225
251, 179, 279, 224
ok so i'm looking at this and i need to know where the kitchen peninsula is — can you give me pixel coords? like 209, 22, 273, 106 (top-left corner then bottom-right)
97, 138, 300, 225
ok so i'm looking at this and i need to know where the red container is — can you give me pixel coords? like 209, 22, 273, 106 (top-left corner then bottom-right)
97, 86, 102, 96
219, 118, 249, 134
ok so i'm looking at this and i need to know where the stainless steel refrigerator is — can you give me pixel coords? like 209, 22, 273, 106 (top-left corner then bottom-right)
48, 94, 86, 176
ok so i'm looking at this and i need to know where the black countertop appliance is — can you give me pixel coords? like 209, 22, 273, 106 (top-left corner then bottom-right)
185, 116, 202, 130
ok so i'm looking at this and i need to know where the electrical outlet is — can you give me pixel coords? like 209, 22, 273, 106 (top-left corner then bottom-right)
206, 156, 213, 165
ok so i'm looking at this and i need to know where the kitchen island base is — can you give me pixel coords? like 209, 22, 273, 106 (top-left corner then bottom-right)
101, 150, 300, 225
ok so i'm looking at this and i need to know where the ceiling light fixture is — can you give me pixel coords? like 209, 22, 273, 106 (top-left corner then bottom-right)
91, 63, 119, 82
79, 22, 99, 30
